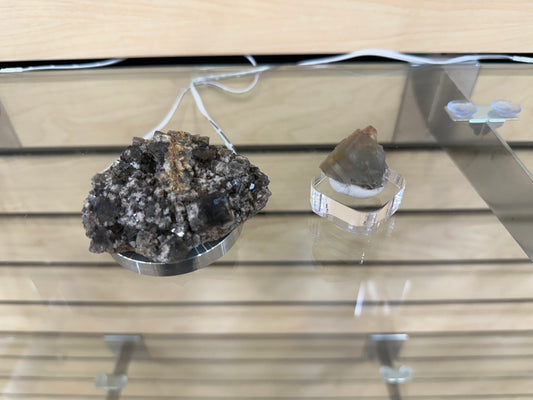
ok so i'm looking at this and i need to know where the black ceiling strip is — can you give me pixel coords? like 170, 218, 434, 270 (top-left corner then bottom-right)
0, 258, 528, 268
0, 208, 494, 218
2, 141, 533, 156
1, 298, 533, 307
2, 393, 533, 400
2, 352, 533, 364
2, 329, 533, 339
5, 374, 533, 384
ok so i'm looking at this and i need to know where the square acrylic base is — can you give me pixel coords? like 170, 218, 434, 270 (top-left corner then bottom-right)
310, 170, 405, 234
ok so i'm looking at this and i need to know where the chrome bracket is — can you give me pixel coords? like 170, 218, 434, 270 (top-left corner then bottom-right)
365, 334, 412, 400
94, 335, 147, 400
394, 63, 533, 260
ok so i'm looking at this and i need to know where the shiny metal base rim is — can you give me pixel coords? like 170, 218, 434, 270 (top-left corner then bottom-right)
111, 226, 242, 276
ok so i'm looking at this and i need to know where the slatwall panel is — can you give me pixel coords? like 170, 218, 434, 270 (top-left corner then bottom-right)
1, 63, 533, 398
1, 0, 533, 60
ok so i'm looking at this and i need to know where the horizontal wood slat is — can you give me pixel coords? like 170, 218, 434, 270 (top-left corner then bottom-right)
1, 0, 532, 60
1, 377, 389, 397
1, 65, 532, 147
2, 334, 533, 360
0, 263, 531, 303
5, 357, 533, 380
0, 66, 405, 147
4, 365, 532, 398
0, 151, 492, 213
1, 303, 533, 334
0, 214, 525, 263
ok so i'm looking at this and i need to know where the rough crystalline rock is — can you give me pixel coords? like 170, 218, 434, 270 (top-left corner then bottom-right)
82, 131, 271, 262
319, 126, 388, 197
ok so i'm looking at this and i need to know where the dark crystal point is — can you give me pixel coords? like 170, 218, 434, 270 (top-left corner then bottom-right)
82, 131, 271, 263
320, 126, 388, 190
186, 194, 235, 234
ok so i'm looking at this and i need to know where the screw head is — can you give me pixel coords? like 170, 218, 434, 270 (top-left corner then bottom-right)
447, 100, 478, 118
491, 99, 522, 116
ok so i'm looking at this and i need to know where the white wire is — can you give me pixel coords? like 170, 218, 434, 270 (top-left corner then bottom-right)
0, 58, 125, 74
512, 55, 533, 63
298, 49, 533, 66
144, 87, 191, 139
151, 50, 533, 148
189, 82, 236, 153
3, 50, 532, 149
146, 55, 265, 149
201, 78, 261, 94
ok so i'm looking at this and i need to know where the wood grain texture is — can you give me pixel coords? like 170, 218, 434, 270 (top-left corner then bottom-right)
1, 0, 532, 61
1, 65, 533, 147
0, 263, 531, 303
471, 66, 533, 143
2, 376, 388, 397
0, 151, 489, 213
1, 334, 533, 359
4, 375, 533, 398
0, 214, 525, 263
4, 334, 533, 398
1, 60, 533, 395
0, 66, 406, 147
4, 357, 533, 380
2, 303, 533, 334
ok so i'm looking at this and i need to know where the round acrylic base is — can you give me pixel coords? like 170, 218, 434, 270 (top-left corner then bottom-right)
310, 170, 405, 234
112, 226, 242, 276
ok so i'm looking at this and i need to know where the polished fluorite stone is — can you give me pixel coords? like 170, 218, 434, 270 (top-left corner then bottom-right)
82, 131, 271, 262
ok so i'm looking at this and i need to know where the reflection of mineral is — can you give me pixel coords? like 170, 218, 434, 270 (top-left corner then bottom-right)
320, 126, 388, 199
82, 131, 271, 262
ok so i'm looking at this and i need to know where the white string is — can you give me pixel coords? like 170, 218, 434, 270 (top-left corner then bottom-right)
145, 86, 191, 139
144, 55, 267, 150
189, 83, 236, 153
298, 49, 533, 66
0, 58, 125, 74
147, 50, 533, 150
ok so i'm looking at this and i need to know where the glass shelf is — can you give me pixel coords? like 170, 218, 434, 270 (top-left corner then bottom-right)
1, 62, 533, 398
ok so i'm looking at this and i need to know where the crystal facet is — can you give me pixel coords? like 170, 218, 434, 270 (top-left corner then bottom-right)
319, 125, 388, 198
82, 131, 271, 262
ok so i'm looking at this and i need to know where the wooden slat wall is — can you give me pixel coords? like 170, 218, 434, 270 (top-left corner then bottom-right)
3, 333, 533, 397
0, 66, 406, 147
5, 338, 533, 398
0, 151, 492, 212
4, 351, 533, 379
6, 377, 533, 398
1, 0, 533, 61
0, 65, 531, 324
2, 263, 532, 303
6, 378, 533, 398
0, 214, 526, 263
1, 65, 533, 147
2, 62, 533, 397
2, 334, 533, 358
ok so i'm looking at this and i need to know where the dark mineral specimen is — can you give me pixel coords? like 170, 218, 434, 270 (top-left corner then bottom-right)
320, 125, 388, 190
82, 131, 271, 262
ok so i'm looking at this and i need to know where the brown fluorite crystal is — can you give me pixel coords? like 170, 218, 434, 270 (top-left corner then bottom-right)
320, 126, 388, 190
82, 131, 271, 262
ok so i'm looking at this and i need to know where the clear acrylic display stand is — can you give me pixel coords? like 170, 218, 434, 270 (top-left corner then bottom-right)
311, 169, 405, 234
